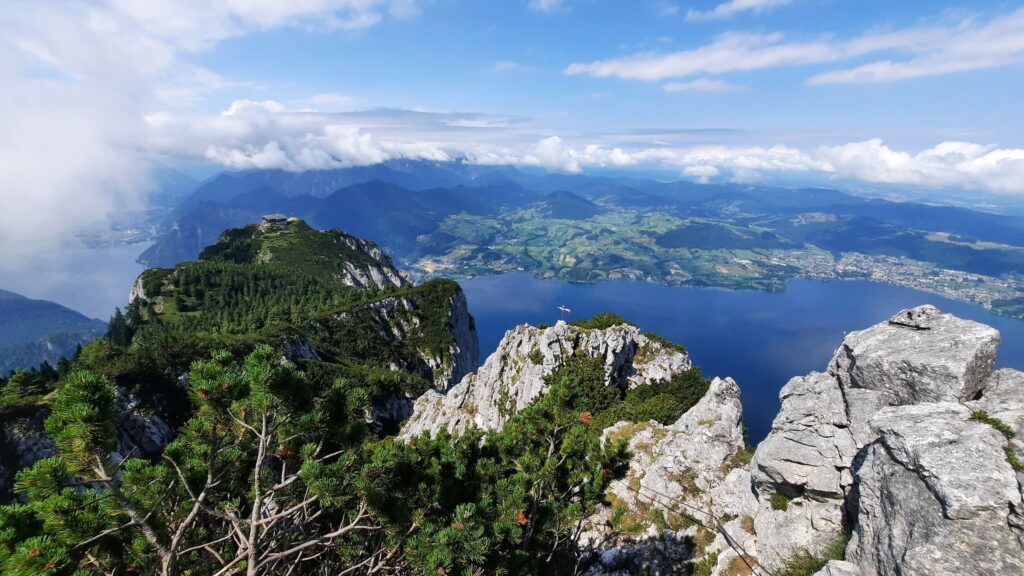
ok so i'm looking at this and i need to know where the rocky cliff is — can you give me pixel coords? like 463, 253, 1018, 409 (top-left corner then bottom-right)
582, 304, 1024, 576
328, 286, 479, 430
400, 320, 691, 438
409, 306, 1023, 575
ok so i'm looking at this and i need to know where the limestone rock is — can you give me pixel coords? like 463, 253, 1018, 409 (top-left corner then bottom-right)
581, 377, 748, 575
112, 387, 175, 460
1, 388, 173, 500
812, 560, 862, 576
886, 304, 941, 329
830, 305, 999, 405
335, 235, 411, 290
969, 368, 1024, 437
400, 321, 690, 438
848, 403, 1024, 575
0, 408, 55, 499
724, 305, 1016, 574
613, 377, 746, 510
129, 274, 148, 304
751, 371, 857, 498
281, 339, 321, 361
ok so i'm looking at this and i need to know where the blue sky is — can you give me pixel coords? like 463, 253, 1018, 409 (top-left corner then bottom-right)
2, 0, 1024, 263
186, 0, 1023, 148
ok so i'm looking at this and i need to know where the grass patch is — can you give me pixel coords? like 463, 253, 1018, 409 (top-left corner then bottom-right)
776, 532, 849, 576
721, 445, 755, 474
971, 410, 1023, 471
970, 410, 1016, 439
607, 496, 648, 536
726, 555, 759, 576
1006, 446, 1024, 471
641, 331, 687, 355
770, 492, 791, 512
527, 347, 544, 365
693, 550, 720, 576
569, 312, 633, 330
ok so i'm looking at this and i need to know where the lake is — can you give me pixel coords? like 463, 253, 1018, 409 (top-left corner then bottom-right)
1, 242, 151, 321
459, 273, 1024, 442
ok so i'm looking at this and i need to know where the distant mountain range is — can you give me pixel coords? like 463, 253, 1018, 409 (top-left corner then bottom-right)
135, 160, 1024, 317
0, 289, 106, 374
142, 161, 1024, 267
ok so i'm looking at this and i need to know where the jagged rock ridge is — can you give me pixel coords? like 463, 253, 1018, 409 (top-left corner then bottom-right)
418, 305, 1024, 576
600, 304, 1023, 576
401, 320, 692, 438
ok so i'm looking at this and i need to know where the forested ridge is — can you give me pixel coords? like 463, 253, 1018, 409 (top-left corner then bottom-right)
0, 222, 708, 575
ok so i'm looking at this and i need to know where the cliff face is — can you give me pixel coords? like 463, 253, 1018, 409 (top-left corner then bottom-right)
425, 306, 1023, 576
583, 305, 1024, 576
741, 305, 1023, 576
333, 234, 413, 290
400, 320, 691, 438
322, 286, 479, 431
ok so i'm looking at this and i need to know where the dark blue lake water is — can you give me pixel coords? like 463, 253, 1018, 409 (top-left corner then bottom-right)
459, 274, 1024, 443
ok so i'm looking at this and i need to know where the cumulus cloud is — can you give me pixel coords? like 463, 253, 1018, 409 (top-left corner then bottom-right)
142, 98, 1024, 195
0, 0, 418, 272
567, 8, 1024, 84
686, 0, 792, 22
819, 139, 1024, 194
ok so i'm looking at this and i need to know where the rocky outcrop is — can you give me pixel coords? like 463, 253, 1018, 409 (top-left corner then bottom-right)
813, 561, 862, 576
112, 387, 175, 459
400, 320, 691, 438
339, 255, 410, 290
1, 388, 173, 502
577, 305, 1022, 576
847, 403, 1024, 576
129, 274, 148, 304
0, 407, 54, 499
714, 305, 1021, 575
580, 377, 751, 575
830, 305, 999, 406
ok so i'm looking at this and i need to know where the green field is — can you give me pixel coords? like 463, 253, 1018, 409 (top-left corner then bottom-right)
412, 209, 799, 291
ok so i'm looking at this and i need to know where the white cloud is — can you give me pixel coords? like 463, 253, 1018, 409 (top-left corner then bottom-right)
567, 8, 1024, 84
654, 1, 680, 17
686, 0, 792, 22
0, 0, 419, 275
565, 31, 842, 80
528, 0, 565, 14
663, 77, 744, 92
144, 99, 1024, 194
493, 60, 523, 71
819, 139, 1024, 194
105, 0, 420, 51
809, 10, 1024, 84
683, 165, 720, 183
